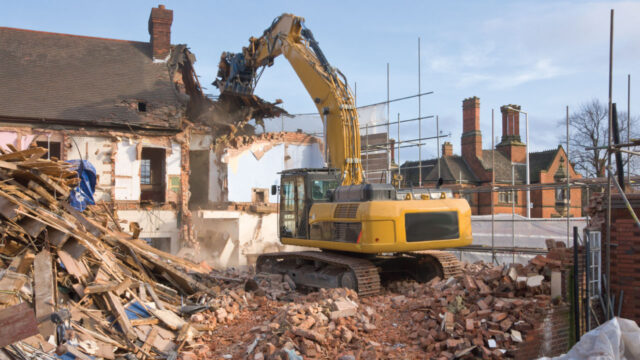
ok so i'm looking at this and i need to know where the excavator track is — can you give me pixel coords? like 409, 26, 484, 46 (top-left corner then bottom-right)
256, 251, 381, 296
411, 250, 464, 279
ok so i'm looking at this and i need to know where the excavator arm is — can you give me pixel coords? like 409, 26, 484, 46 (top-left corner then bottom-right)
214, 14, 364, 185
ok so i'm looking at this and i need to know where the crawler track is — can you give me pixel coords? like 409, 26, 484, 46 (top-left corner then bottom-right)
412, 250, 464, 279
256, 251, 381, 296
256, 250, 463, 296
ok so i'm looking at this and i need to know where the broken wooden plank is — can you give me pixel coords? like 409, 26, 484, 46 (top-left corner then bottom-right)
84, 282, 120, 295
20, 217, 47, 238
147, 308, 186, 331
48, 228, 71, 247
84, 278, 133, 295
145, 283, 165, 311
0, 160, 18, 171
34, 249, 56, 340
139, 326, 159, 356
0, 251, 34, 304
27, 180, 57, 205
0, 197, 19, 220
104, 290, 138, 341
131, 317, 160, 327
58, 250, 90, 282
0, 302, 39, 347
61, 237, 88, 259
0, 147, 47, 162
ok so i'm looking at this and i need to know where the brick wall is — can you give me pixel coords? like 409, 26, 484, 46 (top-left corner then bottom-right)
609, 212, 640, 322
591, 193, 640, 324
515, 305, 571, 359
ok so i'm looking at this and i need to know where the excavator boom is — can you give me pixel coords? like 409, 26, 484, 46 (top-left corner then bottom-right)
215, 14, 363, 185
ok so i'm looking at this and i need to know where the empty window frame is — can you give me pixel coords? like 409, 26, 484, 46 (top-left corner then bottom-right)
36, 141, 61, 160
140, 147, 166, 203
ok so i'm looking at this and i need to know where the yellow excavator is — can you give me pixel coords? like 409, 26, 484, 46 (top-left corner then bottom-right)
215, 14, 472, 295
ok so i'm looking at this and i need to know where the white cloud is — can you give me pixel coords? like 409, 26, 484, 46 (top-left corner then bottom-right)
426, 1, 639, 90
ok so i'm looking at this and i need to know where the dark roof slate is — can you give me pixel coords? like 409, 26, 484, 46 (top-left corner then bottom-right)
400, 147, 561, 186
0, 27, 183, 129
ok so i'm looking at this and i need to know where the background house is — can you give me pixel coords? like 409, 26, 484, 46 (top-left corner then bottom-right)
401, 97, 582, 218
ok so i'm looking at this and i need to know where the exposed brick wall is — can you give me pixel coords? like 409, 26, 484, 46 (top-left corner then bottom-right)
515, 305, 571, 359
607, 203, 640, 322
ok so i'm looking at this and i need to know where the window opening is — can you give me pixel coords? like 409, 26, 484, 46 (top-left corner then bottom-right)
140, 147, 166, 203
36, 141, 61, 160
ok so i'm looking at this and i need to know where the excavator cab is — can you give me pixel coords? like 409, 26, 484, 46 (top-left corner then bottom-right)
278, 168, 339, 239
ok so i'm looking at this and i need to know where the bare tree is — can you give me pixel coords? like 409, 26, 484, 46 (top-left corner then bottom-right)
562, 99, 638, 178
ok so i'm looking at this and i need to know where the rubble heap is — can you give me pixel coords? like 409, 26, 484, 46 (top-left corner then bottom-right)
186, 250, 570, 359
0, 147, 227, 359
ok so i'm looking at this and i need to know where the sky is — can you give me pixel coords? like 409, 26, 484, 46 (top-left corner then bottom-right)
2, 1, 638, 163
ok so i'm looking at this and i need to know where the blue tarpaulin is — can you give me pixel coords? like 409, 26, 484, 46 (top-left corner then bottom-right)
67, 160, 96, 211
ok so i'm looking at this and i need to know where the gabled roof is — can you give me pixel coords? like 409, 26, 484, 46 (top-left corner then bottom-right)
0, 27, 183, 130
480, 150, 526, 184
401, 146, 565, 186
529, 148, 561, 182
401, 155, 477, 185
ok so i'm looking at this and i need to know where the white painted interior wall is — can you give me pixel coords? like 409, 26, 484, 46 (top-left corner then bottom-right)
191, 210, 308, 268
223, 142, 324, 203
117, 209, 180, 253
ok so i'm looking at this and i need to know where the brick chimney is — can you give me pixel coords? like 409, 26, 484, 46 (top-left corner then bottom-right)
500, 105, 521, 142
148, 5, 173, 60
497, 105, 526, 163
461, 97, 482, 163
442, 141, 453, 157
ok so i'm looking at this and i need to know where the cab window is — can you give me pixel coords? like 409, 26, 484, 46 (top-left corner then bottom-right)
311, 180, 338, 201
281, 179, 295, 236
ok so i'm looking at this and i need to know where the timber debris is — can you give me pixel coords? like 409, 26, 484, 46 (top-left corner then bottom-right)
0, 147, 234, 359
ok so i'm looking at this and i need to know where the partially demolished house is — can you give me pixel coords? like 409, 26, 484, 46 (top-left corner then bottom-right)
0, 5, 324, 265
0, 5, 193, 254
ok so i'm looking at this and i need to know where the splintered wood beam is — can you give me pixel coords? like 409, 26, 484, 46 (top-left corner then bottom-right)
0, 302, 39, 347
0, 147, 47, 161
47, 228, 71, 247
57, 250, 90, 283
0, 197, 19, 221
34, 249, 56, 340
19, 217, 47, 238
104, 291, 137, 341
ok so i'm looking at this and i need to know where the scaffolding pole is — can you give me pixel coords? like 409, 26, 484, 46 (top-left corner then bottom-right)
605, 8, 614, 320
492, 109, 496, 264
418, 37, 422, 187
